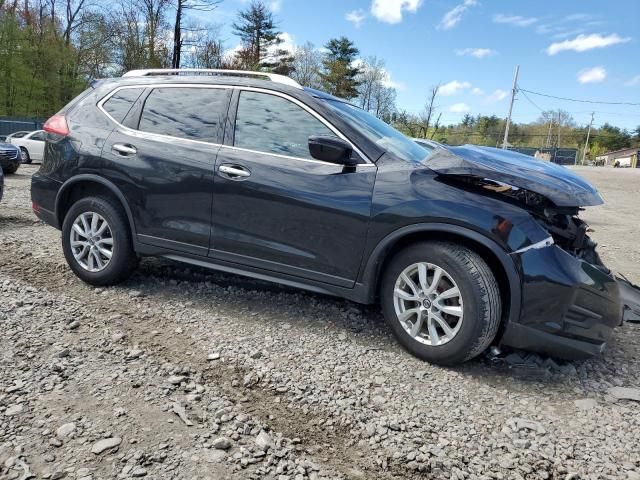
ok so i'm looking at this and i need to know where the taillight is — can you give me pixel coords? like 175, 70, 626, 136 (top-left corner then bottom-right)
43, 114, 69, 136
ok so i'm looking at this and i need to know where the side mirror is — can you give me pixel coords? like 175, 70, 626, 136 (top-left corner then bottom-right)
308, 135, 357, 165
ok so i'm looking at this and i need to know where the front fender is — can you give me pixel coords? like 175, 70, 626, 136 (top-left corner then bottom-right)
358, 222, 522, 326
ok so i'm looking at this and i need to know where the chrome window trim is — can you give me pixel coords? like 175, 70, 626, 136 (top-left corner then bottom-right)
96, 83, 374, 166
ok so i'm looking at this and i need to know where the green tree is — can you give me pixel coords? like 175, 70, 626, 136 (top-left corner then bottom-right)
232, 0, 281, 70
320, 36, 361, 99
595, 123, 631, 152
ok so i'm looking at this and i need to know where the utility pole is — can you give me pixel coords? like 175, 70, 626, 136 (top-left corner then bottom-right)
502, 65, 519, 150
545, 117, 553, 148
581, 112, 595, 165
556, 110, 561, 148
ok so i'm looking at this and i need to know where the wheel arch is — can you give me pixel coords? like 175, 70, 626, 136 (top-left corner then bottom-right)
361, 223, 522, 332
55, 175, 136, 236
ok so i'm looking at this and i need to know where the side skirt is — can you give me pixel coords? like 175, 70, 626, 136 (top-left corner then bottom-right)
134, 241, 372, 304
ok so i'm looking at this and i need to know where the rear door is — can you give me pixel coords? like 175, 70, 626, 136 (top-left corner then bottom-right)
101, 85, 232, 256
210, 89, 376, 287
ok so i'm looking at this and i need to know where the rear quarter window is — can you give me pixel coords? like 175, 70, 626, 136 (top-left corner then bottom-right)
102, 88, 145, 124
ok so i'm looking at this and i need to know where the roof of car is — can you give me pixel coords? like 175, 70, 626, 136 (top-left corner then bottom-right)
99, 73, 303, 94
96, 71, 350, 105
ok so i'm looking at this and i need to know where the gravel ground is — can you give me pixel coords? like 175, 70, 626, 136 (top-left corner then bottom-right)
1, 164, 639, 480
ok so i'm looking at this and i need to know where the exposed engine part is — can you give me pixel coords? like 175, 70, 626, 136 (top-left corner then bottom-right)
444, 175, 607, 270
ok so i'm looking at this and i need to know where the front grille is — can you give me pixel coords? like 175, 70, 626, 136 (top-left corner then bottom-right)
0, 149, 18, 161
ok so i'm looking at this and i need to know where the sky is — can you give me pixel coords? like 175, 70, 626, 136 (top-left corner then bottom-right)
205, 0, 640, 131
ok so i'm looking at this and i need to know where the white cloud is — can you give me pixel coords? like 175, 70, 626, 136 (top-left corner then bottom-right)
274, 32, 295, 53
565, 13, 592, 22
438, 0, 477, 30
439, 80, 472, 96
225, 31, 295, 62
455, 48, 497, 59
269, 0, 282, 13
371, 0, 422, 24
471, 87, 484, 95
625, 75, 640, 87
346, 9, 367, 28
485, 89, 509, 102
546, 33, 631, 55
449, 103, 471, 113
577, 66, 607, 84
493, 14, 537, 27
383, 75, 406, 90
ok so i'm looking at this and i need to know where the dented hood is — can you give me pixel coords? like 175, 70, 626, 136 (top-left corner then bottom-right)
424, 145, 604, 207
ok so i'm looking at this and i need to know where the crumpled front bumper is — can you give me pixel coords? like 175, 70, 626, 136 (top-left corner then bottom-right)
500, 244, 623, 360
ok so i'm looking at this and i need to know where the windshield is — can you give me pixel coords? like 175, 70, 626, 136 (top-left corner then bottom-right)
323, 99, 429, 163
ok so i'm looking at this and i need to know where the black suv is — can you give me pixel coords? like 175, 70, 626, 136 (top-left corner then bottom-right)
31, 69, 622, 365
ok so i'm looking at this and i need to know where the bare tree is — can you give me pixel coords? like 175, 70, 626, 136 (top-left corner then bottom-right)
356, 57, 397, 120
172, 0, 221, 69
419, 84, 440, 138
182, 25, 225, 68
138, 0, 171, 67
357, 56, 386, 111
62, 0, 90, 45
290, 42, 322, 88
430, 112, 442, 140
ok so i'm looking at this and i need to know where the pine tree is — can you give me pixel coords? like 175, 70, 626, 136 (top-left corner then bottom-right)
320, 37, 361, 99
232, 0, 281, 70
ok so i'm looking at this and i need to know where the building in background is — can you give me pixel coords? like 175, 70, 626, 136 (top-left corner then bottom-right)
507, 147, 577, 165
596, 148, 640, 168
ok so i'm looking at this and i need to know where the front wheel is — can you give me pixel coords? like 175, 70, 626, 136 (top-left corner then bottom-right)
61, 196, 138, 286
380, 241, 501, 365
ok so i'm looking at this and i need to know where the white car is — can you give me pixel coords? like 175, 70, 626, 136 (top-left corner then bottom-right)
8, 130, 46, 163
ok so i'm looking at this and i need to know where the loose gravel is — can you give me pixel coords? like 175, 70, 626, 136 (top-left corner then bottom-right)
1, 165, 639, 479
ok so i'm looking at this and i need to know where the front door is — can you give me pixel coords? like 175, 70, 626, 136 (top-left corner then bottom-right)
211, 89, 376, 287
101, 85, 232, 256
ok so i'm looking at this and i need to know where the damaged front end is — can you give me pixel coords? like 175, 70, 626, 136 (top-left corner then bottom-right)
446, 174, 607, 269
424, 145, 631, 359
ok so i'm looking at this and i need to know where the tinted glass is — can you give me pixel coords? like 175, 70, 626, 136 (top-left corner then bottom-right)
139, 88, 228, 143
30, 131, 45, 141
234, 91, 335, 159
323, 99, 428, 164
103, 88, 144, 123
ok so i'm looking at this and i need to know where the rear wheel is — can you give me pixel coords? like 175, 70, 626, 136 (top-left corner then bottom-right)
61, 196, 137, 285
381, 241, 501, 365
20, 148, 31, 164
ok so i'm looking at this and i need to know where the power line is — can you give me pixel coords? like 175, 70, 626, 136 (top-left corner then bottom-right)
519, 89, 545, 113
519, 88, 640, 106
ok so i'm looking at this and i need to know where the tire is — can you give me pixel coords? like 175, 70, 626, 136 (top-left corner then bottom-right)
3, 162, 19, 175
61, 196, 138, 286
20, 148, 31, 164
380, 241, 501, 366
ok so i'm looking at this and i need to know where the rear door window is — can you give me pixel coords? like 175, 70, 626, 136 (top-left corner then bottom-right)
138, 87, 230, 144
102, 88, 145, 124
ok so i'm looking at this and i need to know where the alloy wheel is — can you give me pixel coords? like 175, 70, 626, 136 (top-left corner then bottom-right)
69, 212, 114, 272
393, 262, 464, 346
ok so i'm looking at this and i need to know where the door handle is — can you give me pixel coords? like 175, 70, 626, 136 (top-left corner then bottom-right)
219, 164, 251, 179
112, 143, 137, 156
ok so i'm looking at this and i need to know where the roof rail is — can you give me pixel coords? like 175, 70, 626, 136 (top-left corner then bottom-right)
122, 69, 302, 89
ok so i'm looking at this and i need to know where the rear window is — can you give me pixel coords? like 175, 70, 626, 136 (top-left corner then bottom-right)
138, 87, 229, 143
102, 88, 145, 123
